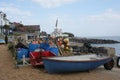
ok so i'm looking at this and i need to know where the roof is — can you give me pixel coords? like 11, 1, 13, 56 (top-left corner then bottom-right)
24, 25, 40, 31
14, 24, 40, 32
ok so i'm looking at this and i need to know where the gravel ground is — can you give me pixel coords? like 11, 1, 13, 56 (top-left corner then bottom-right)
0, 44, 120, 80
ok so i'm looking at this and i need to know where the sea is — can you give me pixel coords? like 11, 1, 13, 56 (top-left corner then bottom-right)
88, 36, 120, 57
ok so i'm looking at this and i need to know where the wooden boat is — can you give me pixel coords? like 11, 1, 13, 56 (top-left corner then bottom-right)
0, 39, 5, 44
43, 54, 114, 73
30, 50, 57, 67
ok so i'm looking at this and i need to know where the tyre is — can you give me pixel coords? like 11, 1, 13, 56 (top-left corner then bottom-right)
116, 57, 120, 68
104, 59, 114, 70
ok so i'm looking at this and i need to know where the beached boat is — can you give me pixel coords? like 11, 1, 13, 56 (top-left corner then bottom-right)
0, 39, 5, 44
43, 54, 114, 73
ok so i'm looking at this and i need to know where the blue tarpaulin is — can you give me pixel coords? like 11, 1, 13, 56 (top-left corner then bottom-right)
28, 43, 40, 52
39, 43, 50, 50
48, 47, 58, 56
17, 48, 29, 60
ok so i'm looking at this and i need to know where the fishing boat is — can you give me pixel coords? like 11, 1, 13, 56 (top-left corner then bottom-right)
0, 39, 5, 44
43, 54, 114, 73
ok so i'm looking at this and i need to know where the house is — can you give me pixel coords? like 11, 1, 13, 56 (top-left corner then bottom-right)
24, 25, 40, 33
10, 22, 40, 41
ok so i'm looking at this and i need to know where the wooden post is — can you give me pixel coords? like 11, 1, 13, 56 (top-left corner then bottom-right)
23, 55, 25, 65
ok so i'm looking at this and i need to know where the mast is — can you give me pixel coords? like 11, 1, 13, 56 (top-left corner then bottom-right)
55, 19, 58, 28
54, 19, 63, 56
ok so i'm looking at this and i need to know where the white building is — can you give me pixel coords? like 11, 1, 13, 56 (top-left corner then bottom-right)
51, 27, 62, 37
51, 19, 68, 37
0, 12, 10, 34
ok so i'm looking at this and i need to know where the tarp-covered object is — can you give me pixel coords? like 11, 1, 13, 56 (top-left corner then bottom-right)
48, 47, 59, 56
28, 43, 39, 52
15, 42, 28, 49
39, 43, 58, 56
17, 48, 29, 60
39, 43, 50, 50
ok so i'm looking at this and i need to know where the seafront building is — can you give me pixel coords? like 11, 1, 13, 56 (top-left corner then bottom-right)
0, 11, 10, 35
11, 22, 40, 41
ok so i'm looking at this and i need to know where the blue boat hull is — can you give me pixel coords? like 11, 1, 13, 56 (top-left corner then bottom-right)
43, 56, 112, 73
0, 39, 5, 44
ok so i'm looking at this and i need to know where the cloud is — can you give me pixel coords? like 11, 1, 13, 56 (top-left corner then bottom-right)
16, 0, 25, 1
82, 9, 120, 25
47, 9, 120, 36
0, 2, 32, 16
0, 2, 14, 7
75, 9, 120, 36
31, 0, 77, 8
0, 2, 32, 24
0, 7, 31, 16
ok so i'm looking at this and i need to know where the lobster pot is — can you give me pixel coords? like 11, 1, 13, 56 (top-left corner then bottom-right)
28, 43, 40, 52
17, 48, 29, 60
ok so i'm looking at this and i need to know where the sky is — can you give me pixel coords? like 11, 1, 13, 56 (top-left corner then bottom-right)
0, 0, 120, 37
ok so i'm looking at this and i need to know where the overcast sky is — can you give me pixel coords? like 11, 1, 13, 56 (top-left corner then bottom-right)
0, 0, 120, 37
